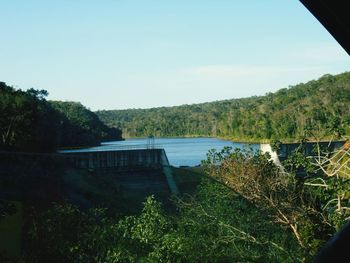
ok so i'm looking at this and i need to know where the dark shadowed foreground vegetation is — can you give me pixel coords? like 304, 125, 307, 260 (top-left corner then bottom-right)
22, 179, 303, 263
5, 144, 346, 262
97, 71, 350, 141
0, 82, 122, 152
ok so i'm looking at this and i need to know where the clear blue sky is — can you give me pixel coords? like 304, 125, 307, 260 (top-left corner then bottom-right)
1, 0, 349, 110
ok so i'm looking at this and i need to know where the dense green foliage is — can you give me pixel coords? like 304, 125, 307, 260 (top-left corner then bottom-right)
0, 82, 122, 151
0, 83, 58, 151
282, 141, 350, 231
24, 180, 302, 263
50, 101, 122, 147
203, 144, 350, 259
97, 72, 350, 141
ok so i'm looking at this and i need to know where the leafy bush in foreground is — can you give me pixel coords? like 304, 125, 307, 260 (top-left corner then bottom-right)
202, 145, 350, 259
24, 180, 302, 262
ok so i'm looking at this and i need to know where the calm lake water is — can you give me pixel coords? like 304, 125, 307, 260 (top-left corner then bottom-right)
93, 137, 259, 167
62, 138, 259, 167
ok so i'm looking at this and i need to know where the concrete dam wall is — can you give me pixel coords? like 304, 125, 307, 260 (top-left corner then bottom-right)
62, 148, 179, 194
63, 148, 170, 169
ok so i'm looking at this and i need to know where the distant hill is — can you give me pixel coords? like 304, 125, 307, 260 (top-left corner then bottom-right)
96, 72, 350, 141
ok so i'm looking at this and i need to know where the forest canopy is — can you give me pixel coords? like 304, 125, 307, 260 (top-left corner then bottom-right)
96, 72, 350, 141
0, 82, 122, 152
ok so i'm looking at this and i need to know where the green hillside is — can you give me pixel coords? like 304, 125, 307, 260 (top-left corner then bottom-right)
50, 101, 122, 147
0, 82, 122, 152
97, 72, 350, 141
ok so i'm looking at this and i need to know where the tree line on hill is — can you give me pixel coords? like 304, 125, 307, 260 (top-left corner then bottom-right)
0, 82, 122, 152
96, 72, 350, 141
